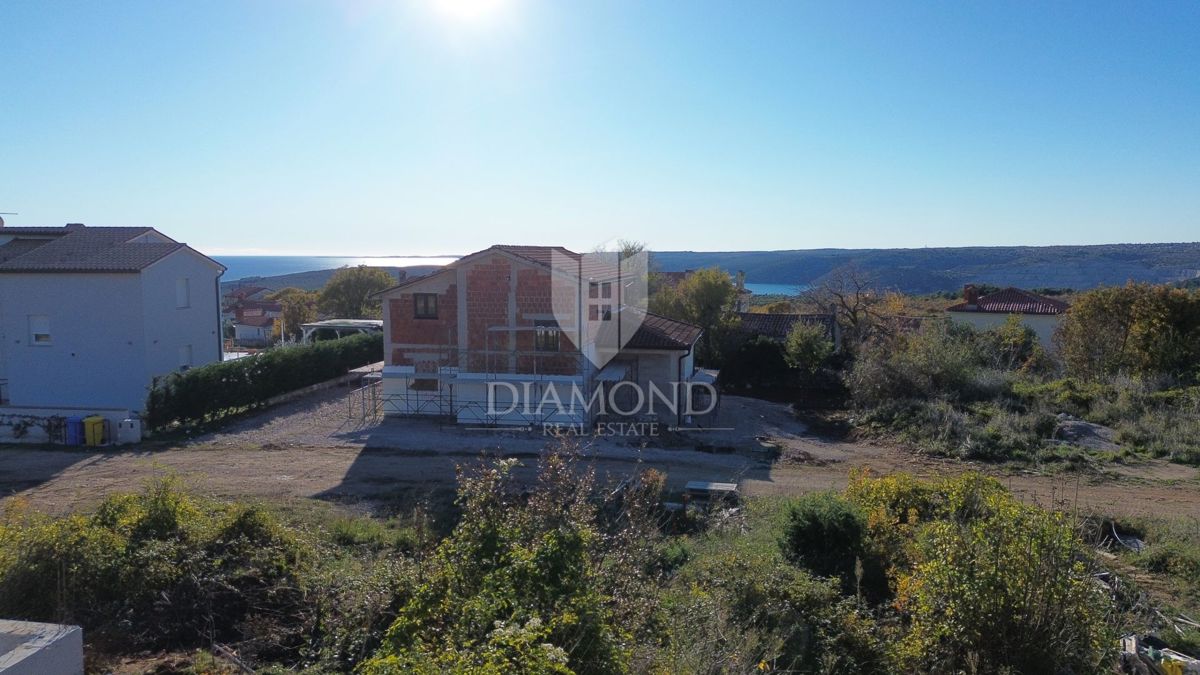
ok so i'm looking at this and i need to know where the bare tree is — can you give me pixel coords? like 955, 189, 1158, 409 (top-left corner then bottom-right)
804, 264, 884, 348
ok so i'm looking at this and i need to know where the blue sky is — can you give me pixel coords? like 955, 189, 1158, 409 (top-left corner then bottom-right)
2, 1, 1197, 255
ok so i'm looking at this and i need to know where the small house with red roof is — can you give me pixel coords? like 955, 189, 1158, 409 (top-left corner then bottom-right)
946, 285, 1070, 349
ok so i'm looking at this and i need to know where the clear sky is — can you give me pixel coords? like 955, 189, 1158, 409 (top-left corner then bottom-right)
2, 1, 1197, 255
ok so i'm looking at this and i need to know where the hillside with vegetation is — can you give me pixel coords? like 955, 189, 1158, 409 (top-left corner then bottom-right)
651, 242, 1200, 293
3, 455, 1194, 673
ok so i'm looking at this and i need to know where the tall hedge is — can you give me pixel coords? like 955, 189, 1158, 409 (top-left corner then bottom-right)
146, 333, 382, 430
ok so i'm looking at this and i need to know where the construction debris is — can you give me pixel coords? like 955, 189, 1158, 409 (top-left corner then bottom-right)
1121, 634, 1200, 674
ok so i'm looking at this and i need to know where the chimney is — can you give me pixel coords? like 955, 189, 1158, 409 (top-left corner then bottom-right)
396, 269, 407, 282
963, 284, 980, 305
65, 223, 85, 230
735, 270, 746, 291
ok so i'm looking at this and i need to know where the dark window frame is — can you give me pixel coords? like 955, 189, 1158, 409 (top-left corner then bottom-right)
413, 293, 438, 319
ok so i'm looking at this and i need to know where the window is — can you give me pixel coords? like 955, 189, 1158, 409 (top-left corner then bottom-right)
588, 304, 613, 322
534, 320, 560, 352
414, 293, 438, 319
178, 344, 193, 370
28, 315, 51, 345
600, 282, 612, 299
176, 277, 190, 309
588, 282, 599, 299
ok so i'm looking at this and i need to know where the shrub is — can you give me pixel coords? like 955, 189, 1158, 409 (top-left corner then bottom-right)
842, 472, 1115, 673
146, 332, 382, 430
846, 325, 984, 409
896, 493, 1115, 673
720, 336, 793, 389
781, 492, 867, 586
658, 500, 889, 674
361, 453, 663, 674
0, 480, 311, 657
784, 322, 834, 377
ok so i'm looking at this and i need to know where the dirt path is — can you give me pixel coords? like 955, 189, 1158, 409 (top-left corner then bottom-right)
1, 395, 1196, 518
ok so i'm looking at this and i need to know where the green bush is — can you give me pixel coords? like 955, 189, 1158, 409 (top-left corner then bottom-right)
720, 336, 793, 389
781, 492, 867, 586
361, 453, 659, 675
146, 332, 382, 430
784, 322, 835, 377
658, 499, 889, 674
0, 480, 311, 657
843, 472, 1116, 673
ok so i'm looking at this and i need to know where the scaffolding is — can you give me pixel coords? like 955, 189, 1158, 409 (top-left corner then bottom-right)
377, 344, 602, 427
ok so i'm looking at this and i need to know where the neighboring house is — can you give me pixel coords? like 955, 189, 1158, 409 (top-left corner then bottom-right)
220, 285, 270, 325
0, 223, 224, 418
736, 312, 838, 345
375, 245, 710, 426
233, 315, 277, 347
946, 285, 1070, 348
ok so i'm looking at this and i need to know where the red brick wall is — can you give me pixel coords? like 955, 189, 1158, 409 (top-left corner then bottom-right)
388, 252, 579, 375
388, 284, 457, 366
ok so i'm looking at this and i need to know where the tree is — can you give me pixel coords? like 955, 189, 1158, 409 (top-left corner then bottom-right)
785, 321, 834, 377
269, 287, 319, 341
650, 267, 738, 364
319, 266, 396, 319
804, 265, 884, 349
1057, 283, 1200, 380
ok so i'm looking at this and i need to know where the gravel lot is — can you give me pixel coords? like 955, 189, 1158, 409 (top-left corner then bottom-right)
2, 388, 1196, 518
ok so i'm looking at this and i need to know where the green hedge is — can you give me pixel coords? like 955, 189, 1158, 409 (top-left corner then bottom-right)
146, 333, 383, 430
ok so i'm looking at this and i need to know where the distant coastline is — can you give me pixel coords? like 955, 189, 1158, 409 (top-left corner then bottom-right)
217, 242, 1200, 295
215, 255, 802, 296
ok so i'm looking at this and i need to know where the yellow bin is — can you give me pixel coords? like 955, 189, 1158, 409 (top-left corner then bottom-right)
83, 416, 106, 446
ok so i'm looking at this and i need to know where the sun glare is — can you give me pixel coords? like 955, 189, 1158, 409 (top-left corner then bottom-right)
430, 0, 508, 22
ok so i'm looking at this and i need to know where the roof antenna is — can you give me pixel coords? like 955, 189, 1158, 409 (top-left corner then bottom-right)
0, 212, 17, 228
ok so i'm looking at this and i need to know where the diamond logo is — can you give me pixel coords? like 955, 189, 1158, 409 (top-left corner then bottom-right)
550, 247, 649, 369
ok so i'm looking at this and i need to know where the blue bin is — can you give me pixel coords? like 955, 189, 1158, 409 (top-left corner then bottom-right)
66, 416, 85, 446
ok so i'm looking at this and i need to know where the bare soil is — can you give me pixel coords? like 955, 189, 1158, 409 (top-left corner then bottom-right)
1, 392, 1197, 519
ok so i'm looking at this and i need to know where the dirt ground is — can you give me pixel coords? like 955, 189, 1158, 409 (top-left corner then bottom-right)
1, 390, 1197, 519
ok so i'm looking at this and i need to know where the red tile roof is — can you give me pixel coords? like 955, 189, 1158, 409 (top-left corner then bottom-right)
946, 287, 1069, 315
625, 312, 703, 350
736, 312, 835, 340
493, 245, 580, 268
237, 315, 277, 328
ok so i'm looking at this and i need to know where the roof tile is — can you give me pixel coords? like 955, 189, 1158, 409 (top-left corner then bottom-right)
946, 287, 1070, 315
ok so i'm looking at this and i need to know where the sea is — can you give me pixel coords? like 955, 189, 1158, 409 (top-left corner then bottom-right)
215, 256, 803, 296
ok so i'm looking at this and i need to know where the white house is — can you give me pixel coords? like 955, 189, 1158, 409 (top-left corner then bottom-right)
233, 315, 276, 347
946, 285, 1069, 349
0, 224, 224, 429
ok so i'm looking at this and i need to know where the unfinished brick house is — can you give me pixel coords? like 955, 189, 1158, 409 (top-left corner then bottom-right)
374, 245, 712, 426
